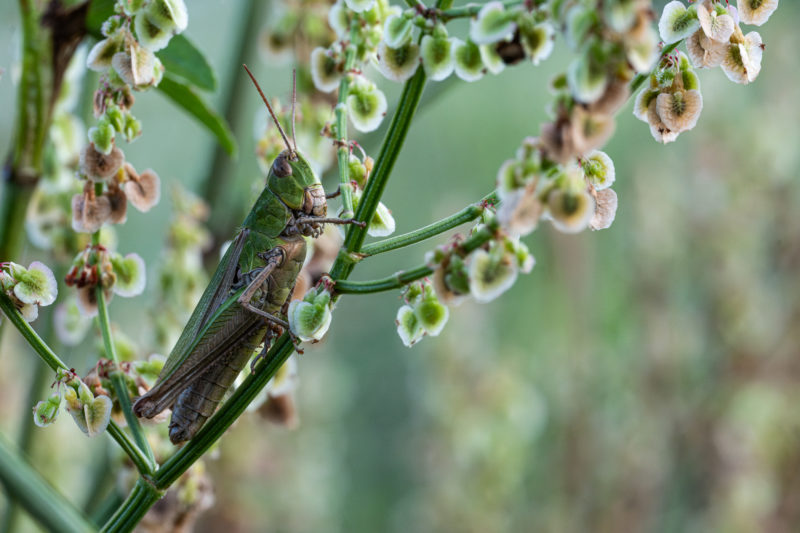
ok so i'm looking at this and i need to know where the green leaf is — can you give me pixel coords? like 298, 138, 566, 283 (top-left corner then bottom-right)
86, 0, 116, 37
157, 75, 237, 157
157, 35, 217, 91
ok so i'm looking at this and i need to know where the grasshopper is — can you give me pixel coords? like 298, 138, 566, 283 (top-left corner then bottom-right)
133, 66, 360, 443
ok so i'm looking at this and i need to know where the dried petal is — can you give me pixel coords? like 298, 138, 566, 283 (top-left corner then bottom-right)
571, 106, 615, 156
646, 98, 680, 144
687, 29, 726, 68
497, 182, 543, 237
107, 185, 128, 224
656, 89, 703, 132
80, 143, 124, 181
737, 0, 778, 26
721, 31, 763, 84
468, 248, 518, 303
546, 188, 595, 234
124, 168, 161, 212
590, 188, 618, 230
697, 1, 735, 42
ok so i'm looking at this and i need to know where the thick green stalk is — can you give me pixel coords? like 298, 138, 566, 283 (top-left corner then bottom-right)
360, 193, 495, 257
101, 337, 295, 531
335, 41, 358, 219
333, 68, 427, 282
95, 282, 156, 473
99, 478, 161, 533
335, 218, 498, 294
0, 433, 95, 533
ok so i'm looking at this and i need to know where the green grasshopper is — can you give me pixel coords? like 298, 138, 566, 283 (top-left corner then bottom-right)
133, 66, 360, 443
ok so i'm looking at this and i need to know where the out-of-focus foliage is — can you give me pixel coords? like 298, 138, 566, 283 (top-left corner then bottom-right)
1, 1, 800, 532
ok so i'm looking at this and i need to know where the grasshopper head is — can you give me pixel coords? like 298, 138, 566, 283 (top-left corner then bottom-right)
268, 150, 327, 217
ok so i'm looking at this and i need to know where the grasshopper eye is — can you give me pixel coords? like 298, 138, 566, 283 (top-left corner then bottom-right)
273, 154, 293, 178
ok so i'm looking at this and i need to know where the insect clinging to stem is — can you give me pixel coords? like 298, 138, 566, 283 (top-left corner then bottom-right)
133, 65, 362, 444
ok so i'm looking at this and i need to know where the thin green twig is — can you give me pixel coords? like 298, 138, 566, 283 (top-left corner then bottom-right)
335, 217, 498, 294
334, 38, 357, 218
360, 193, 495, 257
0, 293, 69, 372
93, 252, 156, 472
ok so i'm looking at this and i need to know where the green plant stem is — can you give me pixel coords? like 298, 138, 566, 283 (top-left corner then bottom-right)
93, 247, 156, 473
335, 40, 357, 219
335, 218, 498, 294
153, 336, 294, 488
0, 292, 151, 476
0, 293, 69, 372
99, 478, 161, 533
0, 433, 95, 533
105, 422, 153, 479
360, 193, 495, 257
333, 68, 427, 282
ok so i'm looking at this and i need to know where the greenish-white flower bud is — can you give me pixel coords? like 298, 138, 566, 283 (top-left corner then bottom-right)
658, 1, 700, 44
453, 38, 484, 82
11, 261, 57, 306
135, 9, 173, 51
346, 78, 387, 132
384, 13, 413, 48
396, 304, 424, 347
110, 252, 146, 297
479, 44, 505, 75
68, 394, 113, 437
519, 20, 554, 66
470, 2, 516, 45
377, 41, 420, 83
582, 150, 615, 190
288, 290, 332, 342
345, 0, 376, 14
87, 35, 122, 72
33, 393, 63, 428
414, 285, 449, 336
546, 187, 595, 234
328, 1, 348, 38
311, 46, 341, 93
145, 0, 189, 34
88, 122, 116, 155
421, 34, 455, 81
468, 246, 518, 303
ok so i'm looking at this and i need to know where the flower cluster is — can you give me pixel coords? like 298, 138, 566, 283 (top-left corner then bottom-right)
33, 369, 113, 437
662, 0, 772, 84
0, 262, 58, 322
497, 137, 618, 237
396, 280, 449, 347
74, 0, 186, 233
64, 244, 146, 316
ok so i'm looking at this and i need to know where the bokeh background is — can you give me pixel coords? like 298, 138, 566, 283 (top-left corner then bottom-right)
2, 1, 800, 531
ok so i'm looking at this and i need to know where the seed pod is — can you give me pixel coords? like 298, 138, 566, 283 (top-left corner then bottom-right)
656, 89, 703, 133
86, 35, 122, 72
396, 305, 424, 346
310, 47, 341, 92
346, 78, 387, 132
590, 188, 618, 231
519, 20, 554, 66
106, 183, 128, 224
470, 2, 516, 45
546, 188, 595, 234
697, 1, 734, 43
11, 261, 58, 306
384, 13, 413, 48
124, 167, 161, 212
453, 38, 485, 82
377, 40, 420, 83
570, 106, 615, 156
110, 252, 147, 297
468, 247, 518, 303
80, 143, 124, 181
582, 150, 615, 190
421, 34, 455, 81
737, 0, 778, 26
721, 31, 763, 84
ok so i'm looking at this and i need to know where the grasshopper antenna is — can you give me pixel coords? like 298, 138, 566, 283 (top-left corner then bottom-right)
243, 64, 294, 156
291, 69, 298, 153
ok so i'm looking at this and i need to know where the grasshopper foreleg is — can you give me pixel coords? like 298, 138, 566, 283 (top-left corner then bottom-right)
237, 250, 291, 329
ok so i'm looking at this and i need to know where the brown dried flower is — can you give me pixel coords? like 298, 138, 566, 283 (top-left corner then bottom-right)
79, 143, 124, 181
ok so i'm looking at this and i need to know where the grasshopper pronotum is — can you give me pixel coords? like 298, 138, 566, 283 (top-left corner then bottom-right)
133, 66, 361, 443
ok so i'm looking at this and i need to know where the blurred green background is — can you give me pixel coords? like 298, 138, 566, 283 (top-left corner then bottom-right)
2, 1, 800, 532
